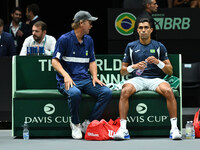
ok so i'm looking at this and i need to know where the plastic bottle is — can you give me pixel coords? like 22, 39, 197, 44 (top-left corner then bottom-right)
39, 46, 44, 56
136, 69, 144, 76
185, 121, 191, 139
185, 121, 195, 139
136, 61, 147, 76
191, 121, 195, 139
23, 122, 29, 140
27, 47, 31, 56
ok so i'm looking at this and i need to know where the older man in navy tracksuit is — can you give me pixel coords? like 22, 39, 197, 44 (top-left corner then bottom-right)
52, 11, 112, 140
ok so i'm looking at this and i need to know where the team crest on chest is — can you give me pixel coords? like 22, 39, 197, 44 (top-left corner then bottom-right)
86, 50, 88, 56
150, 49, 156, 53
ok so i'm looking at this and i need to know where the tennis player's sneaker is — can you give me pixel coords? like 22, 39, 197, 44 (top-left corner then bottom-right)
81, 120, 90, 133
113, 127, 130, 140
70, 121, 82, 139
169, 128, 182, 140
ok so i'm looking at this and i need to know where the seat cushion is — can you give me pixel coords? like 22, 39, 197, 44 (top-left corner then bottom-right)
14, 89, 180, 99
14, 89, 64, 99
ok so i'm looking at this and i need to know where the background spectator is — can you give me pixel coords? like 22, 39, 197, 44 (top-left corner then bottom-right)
173, 0, 190, 7
133, 0, 158, 40
4, 7, 29, 55
20, 21, 56, 56
190, 0, 200, 8
0, 18, 16, 56
26, 3, 41, 36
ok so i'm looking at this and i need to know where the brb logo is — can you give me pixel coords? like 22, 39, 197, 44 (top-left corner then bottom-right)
153, 14, 191, 30
136, 103, 147, 114
115, 12, 136, 36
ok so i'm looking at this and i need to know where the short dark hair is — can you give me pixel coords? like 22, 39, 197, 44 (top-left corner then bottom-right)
34, 21, 47, 31
27, 3, 40, 16
143, 0, 153, 7
12, 7, 23, 14
0, 18, 4, 27
138, 18, 152, 27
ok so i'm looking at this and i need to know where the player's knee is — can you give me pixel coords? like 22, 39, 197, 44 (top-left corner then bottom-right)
164, 87, 174, 98
121, 87, 132, 99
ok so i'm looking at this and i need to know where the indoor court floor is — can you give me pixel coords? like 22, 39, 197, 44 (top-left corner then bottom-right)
1, 129, 200, 150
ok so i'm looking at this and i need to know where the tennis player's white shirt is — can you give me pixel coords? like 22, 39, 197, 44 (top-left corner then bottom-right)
19, 34, 56, 56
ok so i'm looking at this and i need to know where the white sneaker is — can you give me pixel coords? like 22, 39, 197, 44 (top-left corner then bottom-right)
113, 127, 130, 140
169, 128, 182, 140
70, 121, 82, 139
81, 120, 90, 133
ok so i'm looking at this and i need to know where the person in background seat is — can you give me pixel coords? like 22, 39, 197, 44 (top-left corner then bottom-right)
0, 18, 16, 56
20, 21, 56, 56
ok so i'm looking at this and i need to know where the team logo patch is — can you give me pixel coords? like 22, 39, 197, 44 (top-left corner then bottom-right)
86, 50, 88, 56
150, 49, 156, 53
115, 12, 136, 36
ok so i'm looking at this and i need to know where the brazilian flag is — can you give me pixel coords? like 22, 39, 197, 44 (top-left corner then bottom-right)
115, 12, 136, 36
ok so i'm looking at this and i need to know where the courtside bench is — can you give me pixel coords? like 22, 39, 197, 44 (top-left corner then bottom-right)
12, 54, 182, 137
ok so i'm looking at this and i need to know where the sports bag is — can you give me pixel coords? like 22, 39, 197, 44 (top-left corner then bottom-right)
85, 118, 120, 140
193, 108, 200, 138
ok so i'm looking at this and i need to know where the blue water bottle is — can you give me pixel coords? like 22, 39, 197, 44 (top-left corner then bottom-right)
39, 46, 44, 55
27, 47, 32, 56
33, 46, 38, 55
